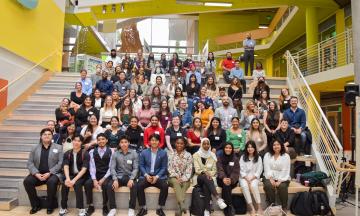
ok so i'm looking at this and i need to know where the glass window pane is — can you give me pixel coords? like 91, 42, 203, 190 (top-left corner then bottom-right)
152, 19, 169, 46
152, 47, 168, 53
137, 19, 151, 45
170, 48, 186, 54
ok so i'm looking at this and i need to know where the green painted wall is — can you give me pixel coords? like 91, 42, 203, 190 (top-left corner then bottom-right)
198, 12, 259, 51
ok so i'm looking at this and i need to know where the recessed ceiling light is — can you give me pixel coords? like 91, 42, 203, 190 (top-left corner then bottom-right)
111, 4, 116, 13
102, 5, 106, 14
204, 2, 232, 7
259, 25, 269, 29
120, 3, 124, 13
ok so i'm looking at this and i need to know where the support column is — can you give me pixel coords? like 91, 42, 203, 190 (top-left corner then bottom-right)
306, 7, 319, 75
265, 55, 273, 77
336, 9, 346, 66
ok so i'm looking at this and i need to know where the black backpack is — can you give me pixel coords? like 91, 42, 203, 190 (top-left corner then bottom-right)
189, 185, 206, 216
293, 161, 314, 178
300, 171, 330, 187
290, 191, 314, 216
231, 194, 247, 214
311, 191, 333, 215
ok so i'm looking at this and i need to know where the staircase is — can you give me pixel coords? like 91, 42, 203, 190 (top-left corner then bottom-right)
0, 72, 288, 210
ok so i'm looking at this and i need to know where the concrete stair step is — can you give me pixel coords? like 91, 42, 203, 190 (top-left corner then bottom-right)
53, 73, 82, 77
0, 187, 18, 199
0, 144, 35, 152
29, 96, 65, 102
13, 108, 54, 115
0, 159, 27, 169
33, 92, 69, 98
2, 119, 48, 126
0, 168, 28, 178
22, 100, 60, 106
40, 86, 74, 90
0, 137, 39, 144
0, 151, 29, 160
43, 81, 76, 87
0, 125, 43, 132
0, 131, 40, 138
18, 104, 58, 110
0, 178, 22, 188
0, 198, 18, 211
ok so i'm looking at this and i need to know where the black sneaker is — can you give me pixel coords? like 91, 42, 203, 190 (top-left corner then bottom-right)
86, 206, 95, 216
102, 206, 109, 216
156, 208, 166, 216
136, 208, 148, 216
29, 206, 41, 214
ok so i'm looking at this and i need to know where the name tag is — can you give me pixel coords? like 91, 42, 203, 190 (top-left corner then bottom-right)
257, 138, 262, 142
122, 87, 125, 90
237, 134, 242, 138
155, 131, 160, 135
206, 163, 212, 168
127, 160, 133, 165
89, 111, 93, 115
215, 136, 220, 140
229, 162, 234, 166
140, 133, 144, 136
85, 82, 89, 85
177, 132, 182, 137
53, 149, 58, 153
284, 101, 288, 104
165, 117, 169, 120
218, 100, 222, 104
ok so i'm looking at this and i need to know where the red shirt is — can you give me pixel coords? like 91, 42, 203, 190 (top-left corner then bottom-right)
144, 126, 165, 149
222, 58, 235, 70
187, 129, 207, 145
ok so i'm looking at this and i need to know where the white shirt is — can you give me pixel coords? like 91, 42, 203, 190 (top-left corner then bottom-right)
80, 126, 104, 142
73, 152, 79, 174
94, 98, 102, 109
239, 155, 263, 179
105, 56, 121, 66
263, 152, 291, 181
252, 69, 265, 81
99, 108, 117, 125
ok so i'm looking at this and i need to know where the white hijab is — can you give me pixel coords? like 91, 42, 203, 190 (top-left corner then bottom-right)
197, 138, 217, 161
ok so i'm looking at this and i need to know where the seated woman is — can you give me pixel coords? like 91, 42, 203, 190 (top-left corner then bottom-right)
129, 89, 142, 114
204, 76, 219, 101
91, 89, 104, 111
168, 137, 193, 216
70, 82, 86, 112
60, 123, 76, 152
147, 76, 167, 96
263, 101, 282, 145
279, 88, 291, 112
159, 100, 172, 130
240, 100, 259, 130
216, 142, 240, 216
58, 103, 75, 137
192, 138, 227, 215
150, 67, 166, 86
246, 118, 268, 156
118, 97, 133, 129
248, 62, 265, 93
171, 87, 187, 112
131, 74, 149, 96
263, 140, 291, 212
207, 117, 226, 155
80, 114, 104, 150
228, 77, 243, 102
239, 141, 263, 216
193, 101, 214, 130
75, 96, 99, 132
136, 96, 156, 129
256, 90, 270, 119
104, 116, 124, 149
187, 117, 207, 155
165, 116, 187, 153
274, 119, 296, 159
193, 86, 214, 110
185, 74, 201, 107
150, 86, 167, 113
99, 95, 117, 128
125, 116, 144, 153
226, 117, 246, 155
252, 77, 270, 101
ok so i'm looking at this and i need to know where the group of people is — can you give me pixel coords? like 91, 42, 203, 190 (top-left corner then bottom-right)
23, 48, 310, 216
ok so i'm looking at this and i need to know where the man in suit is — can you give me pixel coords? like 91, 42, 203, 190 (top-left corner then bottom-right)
23, 128, 63, 214
137, 134, 168, 216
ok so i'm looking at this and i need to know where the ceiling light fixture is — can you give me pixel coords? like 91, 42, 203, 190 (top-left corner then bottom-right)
102, 5, 106, 14
120, 3, 124, 13
204, 2, 232, 7
111, 4, 116, 13
258, 25, 269, 29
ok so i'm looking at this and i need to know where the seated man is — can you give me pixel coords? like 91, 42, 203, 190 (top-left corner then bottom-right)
79, 69, 92, 96
23, 128, 63, 214
107, 135, 139, 216
282, 96, 308, 154
274, 119, 296, 159
137, 134, 168, 216
229, 60, 247, 93
59, 135, 90, 216
213, 87, 233, 110
221, 52, 235, 84
96, 71, 114, 97
84, 133, 113, 216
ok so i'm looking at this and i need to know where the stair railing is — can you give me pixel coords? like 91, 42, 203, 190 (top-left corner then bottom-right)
285, 50, 355, 196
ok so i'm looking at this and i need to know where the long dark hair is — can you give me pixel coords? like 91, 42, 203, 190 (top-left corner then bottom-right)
243, 140, 259, 163
207, 117, 222, 135
174, 87, 184, 99
269, 139, 286, 155
207, 52, 215, 61
206, 76, 217, 91
267, 101, 280, 122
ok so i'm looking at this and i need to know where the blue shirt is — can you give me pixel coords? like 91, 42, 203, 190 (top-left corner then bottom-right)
173, 109, 192, 128
243, 38, 256, 50
114, 80, 131, 97
283, 107, 306, 129
229, 67, 244, 79
80, 78, 93, 96
96, 79, 113, 96
185, 71, 202, 85
150, 150, 157, 174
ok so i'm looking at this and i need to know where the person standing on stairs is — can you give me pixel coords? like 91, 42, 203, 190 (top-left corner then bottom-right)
23, 128, 63, 215
79, 69, 93, 96
243, 33, 256, 76
84, 133, 114, 216
107, 135, 139, 216
59, 135, 90, 216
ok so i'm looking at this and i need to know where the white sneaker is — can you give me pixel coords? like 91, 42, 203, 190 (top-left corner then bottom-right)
128, 208, 135, 216
59, 208, 68, 216
217, 198, 227, 209
204, 209, 210, 216
107, 209, 116, 216
78, 209, 87, 216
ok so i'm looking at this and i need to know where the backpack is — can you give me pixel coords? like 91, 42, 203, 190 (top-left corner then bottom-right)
293, 161, 314, 178
300, 171, 330, 187
290, 191, 314, 216
189, 185, 206, 216
231, 194, 247, 214
311, 191, 333, 215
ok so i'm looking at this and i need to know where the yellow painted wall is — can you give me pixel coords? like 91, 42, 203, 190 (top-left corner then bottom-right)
198, 12, 259, 51
0, 1, 65, 71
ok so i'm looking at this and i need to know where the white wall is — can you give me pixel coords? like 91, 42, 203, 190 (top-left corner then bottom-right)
0, 47, 45, 105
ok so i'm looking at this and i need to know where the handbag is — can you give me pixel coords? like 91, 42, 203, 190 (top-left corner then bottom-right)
264, 203, 287, 216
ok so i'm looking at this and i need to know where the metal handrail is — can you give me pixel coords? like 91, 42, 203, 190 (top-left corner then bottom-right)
285, 50, 355, 195
0, 50, 58, 93
293, 29, 353, 76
